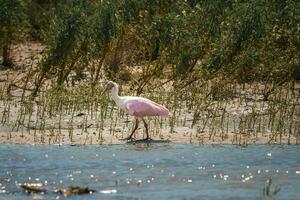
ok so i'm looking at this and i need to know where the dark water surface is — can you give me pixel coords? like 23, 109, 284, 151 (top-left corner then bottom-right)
0, 144, 299, 200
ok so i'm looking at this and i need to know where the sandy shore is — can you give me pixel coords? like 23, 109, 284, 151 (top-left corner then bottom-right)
0, 42, 299, 145
0, 84, 298, 145
0, 124, 297, 145
0, 83, 298, 145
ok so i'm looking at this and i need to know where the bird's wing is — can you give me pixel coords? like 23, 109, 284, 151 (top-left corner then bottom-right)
124, 98, 169, 117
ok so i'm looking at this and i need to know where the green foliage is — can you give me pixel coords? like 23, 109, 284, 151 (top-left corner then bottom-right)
0, 0, 27, 44
5, 0, 297, 90
0, 0, 28, 67
39, 0, 135, 86
26, 0, 60, 40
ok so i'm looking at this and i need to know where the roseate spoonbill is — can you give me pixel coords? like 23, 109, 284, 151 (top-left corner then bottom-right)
104, 81, 169, 141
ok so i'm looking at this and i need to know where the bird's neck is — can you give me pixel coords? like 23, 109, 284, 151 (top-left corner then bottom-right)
111, 87, 121, 103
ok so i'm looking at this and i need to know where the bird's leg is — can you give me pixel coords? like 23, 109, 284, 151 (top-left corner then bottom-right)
121, 118, 139, 140
142, 119, 152, 140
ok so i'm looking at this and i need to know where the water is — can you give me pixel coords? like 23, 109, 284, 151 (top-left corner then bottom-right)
0, 144, 299, 200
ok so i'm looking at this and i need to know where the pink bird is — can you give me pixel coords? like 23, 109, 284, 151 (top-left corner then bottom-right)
104, 81, 169, 141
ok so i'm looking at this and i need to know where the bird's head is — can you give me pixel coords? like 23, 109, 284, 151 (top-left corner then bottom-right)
105, 81, 118, 91
100, 81, 119, 97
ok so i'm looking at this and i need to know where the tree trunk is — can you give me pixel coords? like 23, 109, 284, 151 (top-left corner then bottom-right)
2, 44, 13, 67
92, 45, 109, 88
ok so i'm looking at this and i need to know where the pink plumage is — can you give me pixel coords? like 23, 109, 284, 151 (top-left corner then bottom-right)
105, 81, 170, 141
125, 98, 169, 118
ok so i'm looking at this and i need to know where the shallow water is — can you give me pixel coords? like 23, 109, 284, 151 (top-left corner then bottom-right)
0, 144, 299, 200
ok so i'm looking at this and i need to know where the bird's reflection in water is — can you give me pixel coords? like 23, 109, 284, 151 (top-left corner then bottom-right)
128, 140, 171, 151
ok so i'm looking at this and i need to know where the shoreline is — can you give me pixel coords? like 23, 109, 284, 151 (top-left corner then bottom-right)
0, 129, 298, 145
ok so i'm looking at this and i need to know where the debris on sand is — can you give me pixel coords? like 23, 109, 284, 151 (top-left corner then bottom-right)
20, 183, 46, 194
20, 183, 96, 197
56, 186, 95, 197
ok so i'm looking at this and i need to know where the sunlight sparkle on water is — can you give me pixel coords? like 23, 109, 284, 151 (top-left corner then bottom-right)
99, 189, 117, 194
0, 144, 299, 200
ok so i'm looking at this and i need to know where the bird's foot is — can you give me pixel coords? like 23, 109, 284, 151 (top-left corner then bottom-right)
137, 137, 153, 142
120, 137, 134, 141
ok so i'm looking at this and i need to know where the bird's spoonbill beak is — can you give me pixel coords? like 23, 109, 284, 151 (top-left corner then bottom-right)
100, 81, 114, 96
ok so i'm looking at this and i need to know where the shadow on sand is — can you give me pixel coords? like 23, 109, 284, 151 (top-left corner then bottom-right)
126, 139, 170, 144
